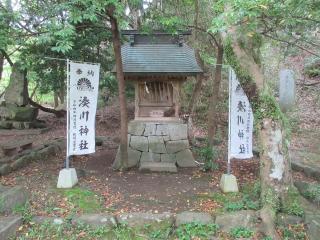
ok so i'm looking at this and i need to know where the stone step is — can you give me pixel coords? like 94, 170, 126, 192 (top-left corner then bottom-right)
0, 139, 33, 157
139, 162, 177, 173
0, 216, 22, 239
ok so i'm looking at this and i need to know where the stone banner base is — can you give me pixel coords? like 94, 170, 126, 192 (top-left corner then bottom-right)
113, 120, 196, 171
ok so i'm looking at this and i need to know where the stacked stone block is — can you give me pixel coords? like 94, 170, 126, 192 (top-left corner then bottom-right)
113, 121, 196, 171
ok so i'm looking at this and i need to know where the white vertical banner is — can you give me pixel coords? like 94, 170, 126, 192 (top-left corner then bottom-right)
228, 68, 253, 159
68, 61, 100, 156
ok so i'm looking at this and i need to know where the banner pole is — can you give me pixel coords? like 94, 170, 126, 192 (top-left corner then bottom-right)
66, 59, 70, 169
227, 67, 232, 175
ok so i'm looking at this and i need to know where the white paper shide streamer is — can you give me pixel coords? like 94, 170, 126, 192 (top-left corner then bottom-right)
228, 69, 253, 159
68, 61, 100, 156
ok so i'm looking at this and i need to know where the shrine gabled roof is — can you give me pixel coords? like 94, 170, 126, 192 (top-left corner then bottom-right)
118, 43, 203, 76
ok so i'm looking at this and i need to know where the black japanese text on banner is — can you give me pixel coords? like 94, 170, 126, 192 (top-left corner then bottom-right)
68, 61, 100, 156
228, 69, 253, 159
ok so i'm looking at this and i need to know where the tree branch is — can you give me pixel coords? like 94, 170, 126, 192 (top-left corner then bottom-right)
262, 33, 320, 57
0, 49, 13, 66
28, 98, 66, 118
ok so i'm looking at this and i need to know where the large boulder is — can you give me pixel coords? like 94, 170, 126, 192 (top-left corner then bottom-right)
0, 105, 38, 121
4, 62, 28, 106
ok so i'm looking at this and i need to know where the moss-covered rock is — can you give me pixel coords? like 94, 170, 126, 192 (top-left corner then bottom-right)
0, 104, 38, 122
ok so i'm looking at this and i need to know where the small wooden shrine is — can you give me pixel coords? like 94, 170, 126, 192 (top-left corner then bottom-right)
120, 30, 202, 120
112, 30, 202, 172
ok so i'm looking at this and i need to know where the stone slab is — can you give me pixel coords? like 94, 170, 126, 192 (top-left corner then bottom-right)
128, 122, 145, 136
215, 210, 257, 232
130, 136, 149, 152
113, 147, 141, 169
176, 149, 196, 167
0, 185, 28, 214
155, 124, 169, 136
168, 124, 188, 140
277, 213, 304, 226
279, 69, 295, 112
139, 162, 177, 173
165, 140, 189, 154
32, 216, 64, 225
0, 164, 11, 176
72, 214, 117, 228
175, 211, 214, 226
0, 128, 51, 136
140, 152, 160, 162
304, 213, 320, 240
148, 136, 166, 153
144, 123, 157, 136
160, 154, 176, 163
0, 216, 22, 240
116, 212, 174, 228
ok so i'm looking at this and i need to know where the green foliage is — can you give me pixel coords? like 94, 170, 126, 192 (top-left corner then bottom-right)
15, 221, 110, 240
304, 56, 320, 77
261, 187, 280, 212
224, 194, 260, 212
279, 224, 307, 240
209, 183, 261, 213
175, 222, 219, 240
13, 202, 33, 223
253, 92, 285, 121
229, 226, 254, 238
224, 39, 253, 87
262, 236, 273, 240
196, 145, 220, 171
304, 184, 320, 204
62, 187, 103, 213
282, 187, 304, 217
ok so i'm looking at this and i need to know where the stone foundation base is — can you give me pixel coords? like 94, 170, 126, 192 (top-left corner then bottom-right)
113, 120, 196, 171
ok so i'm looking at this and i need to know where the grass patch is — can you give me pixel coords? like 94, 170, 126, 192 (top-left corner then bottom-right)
303, 183, 320, 204
15, 221, 110, 240
282, 188, 304, 217
229, 226, 254, 238
15, 221, 221, 240
13, 202, 33, 223
205, 181, 261, 213
174, 222, 219, 240
61, 187, 103, 213
278, 224, 308, 240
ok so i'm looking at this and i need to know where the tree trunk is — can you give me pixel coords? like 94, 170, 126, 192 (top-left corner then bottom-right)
208, 45, 223, 147
30, 83, 39, 99
259, 118, 292, 239
54, 92, 59, 108
109, 9, 128, 170
226, 30, 292, 239
0, 53, 4, 81
58, 88, 65, 104
188, 50, 204, 115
